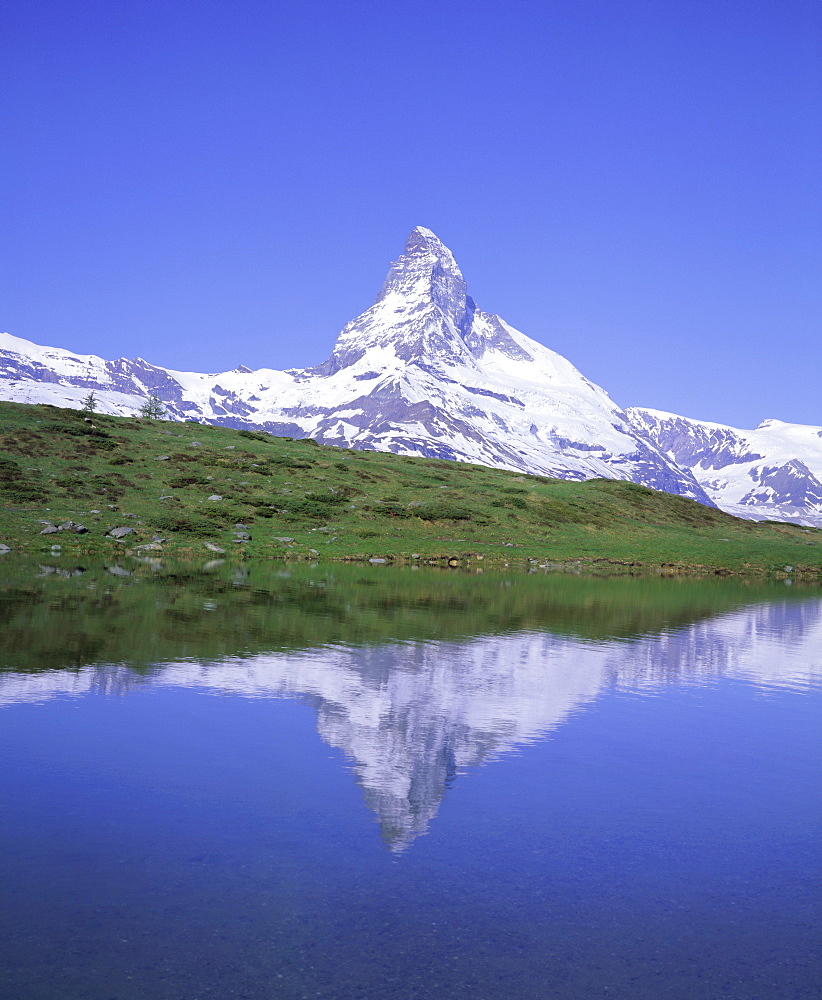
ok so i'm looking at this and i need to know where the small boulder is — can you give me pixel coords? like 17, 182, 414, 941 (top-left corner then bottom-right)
208, 495, 223, 501
40, 524, 59, 535
273, 537, 294, 543
155, 455, 170, 461
108, 526, 134, 539
57, 521, 74, 531
73, 524, 89, 534
233, 531, 251, 541
204, 542, 226, 554
0, 543, 11, 554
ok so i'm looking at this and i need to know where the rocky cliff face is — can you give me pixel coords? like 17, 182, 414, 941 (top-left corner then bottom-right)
2, 227, 820, 522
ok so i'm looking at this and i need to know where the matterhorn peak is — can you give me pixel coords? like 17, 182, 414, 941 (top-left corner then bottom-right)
316, 227, 476, 373
374, 226, 465, 308
400, 226, 462, 274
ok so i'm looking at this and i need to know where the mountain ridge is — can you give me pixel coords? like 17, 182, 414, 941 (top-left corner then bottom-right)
2, 227, 820, 525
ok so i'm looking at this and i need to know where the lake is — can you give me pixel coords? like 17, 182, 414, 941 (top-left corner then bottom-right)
1, 560, 820, 999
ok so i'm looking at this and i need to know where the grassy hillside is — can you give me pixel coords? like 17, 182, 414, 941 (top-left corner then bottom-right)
1, 400, 820, 579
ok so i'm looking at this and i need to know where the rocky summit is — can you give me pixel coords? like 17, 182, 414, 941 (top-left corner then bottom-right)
1, 227, 821, 525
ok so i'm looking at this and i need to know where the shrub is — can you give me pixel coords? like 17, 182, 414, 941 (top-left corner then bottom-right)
152, 514, 215, 534
238, 430, 270, 442
414, 502, 473, 521
0, 456, 48, 503
42, 421, 110, 438
168, 475, 213, 488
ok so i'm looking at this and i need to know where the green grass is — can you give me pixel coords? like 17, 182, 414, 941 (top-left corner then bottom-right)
1, 399, 821, 580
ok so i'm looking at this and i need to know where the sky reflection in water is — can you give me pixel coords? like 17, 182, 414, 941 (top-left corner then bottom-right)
0, 564, 820, 999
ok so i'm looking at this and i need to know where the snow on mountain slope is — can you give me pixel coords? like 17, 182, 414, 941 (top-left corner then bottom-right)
0, 228, 712, 504
628, 408, 822, 526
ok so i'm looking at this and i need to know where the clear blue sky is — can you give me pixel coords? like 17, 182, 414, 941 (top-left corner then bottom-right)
2, 0, 819, 428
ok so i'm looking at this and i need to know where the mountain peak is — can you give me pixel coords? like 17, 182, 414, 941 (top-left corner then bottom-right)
402, 226, 461, 273
375, 227, 464, 307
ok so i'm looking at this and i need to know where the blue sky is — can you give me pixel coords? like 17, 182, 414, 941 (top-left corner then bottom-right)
2, 0, 819, 427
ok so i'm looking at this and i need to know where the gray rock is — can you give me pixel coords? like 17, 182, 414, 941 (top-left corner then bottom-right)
155, 455, 170, 461
108, 526, 134, 539
273, 537, 294, 543
57, 521, 74, 531
233, 523, 249, 529
204, 542, 226, 553
233, 531, 251, 541
208, 495, 223, 501
73, 524, 89, 534
40, 524, 59, 535
134, 543, 163, 551
368, 557, 387, 564
0, 543, 11, 554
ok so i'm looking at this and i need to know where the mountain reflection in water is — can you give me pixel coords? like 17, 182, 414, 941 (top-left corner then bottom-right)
1, 562, 820, 851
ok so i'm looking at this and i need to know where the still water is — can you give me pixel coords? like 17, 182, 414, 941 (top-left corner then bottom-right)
0, 561, 820, 999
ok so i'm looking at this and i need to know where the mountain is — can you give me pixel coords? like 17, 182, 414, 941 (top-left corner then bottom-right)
628, 408, 822, 527
1, 226, 819, 522
0, 227, 711, 504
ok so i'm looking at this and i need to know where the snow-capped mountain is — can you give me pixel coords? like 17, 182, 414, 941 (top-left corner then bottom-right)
1, 226, 819, 521
0, 227, 711, 503
628, 408, 822, 527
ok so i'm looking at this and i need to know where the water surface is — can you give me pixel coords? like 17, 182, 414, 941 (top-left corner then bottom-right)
1, 561, 820, 999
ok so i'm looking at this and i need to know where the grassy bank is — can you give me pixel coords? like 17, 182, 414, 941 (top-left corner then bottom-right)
1, 400, 820, 580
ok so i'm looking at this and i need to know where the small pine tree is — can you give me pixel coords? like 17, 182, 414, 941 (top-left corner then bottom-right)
139, 394, 165, 420
81, 390, 98, 413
